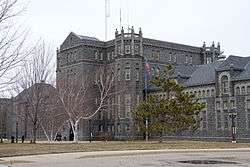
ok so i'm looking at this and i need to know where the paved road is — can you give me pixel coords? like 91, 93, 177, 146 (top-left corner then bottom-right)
1, 149, 250, 167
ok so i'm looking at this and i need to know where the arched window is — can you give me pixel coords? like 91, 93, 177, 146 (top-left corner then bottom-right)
221, 75, 229, 94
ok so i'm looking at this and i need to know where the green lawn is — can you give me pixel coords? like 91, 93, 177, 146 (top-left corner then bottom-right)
1, 140, 250, 158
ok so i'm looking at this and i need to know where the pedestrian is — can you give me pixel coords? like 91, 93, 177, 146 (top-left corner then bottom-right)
11, 136, 14, 143
89, 132, 93, 143
21, 135, 25, 143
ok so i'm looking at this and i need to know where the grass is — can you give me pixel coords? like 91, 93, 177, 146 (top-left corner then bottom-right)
1, 140, 250, 158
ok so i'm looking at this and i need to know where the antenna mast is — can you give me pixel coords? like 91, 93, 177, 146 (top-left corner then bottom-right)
105, 0, 110, 41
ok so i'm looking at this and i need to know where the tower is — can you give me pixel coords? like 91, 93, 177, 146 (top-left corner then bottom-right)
113, 27, 144, 139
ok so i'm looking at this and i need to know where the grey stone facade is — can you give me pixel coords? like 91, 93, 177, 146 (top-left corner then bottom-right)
182, 56, 250, 140
57, 27, 225, 140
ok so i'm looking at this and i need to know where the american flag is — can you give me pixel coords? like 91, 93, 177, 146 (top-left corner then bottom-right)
145, 58, 151, 79
145, 59, 151, 75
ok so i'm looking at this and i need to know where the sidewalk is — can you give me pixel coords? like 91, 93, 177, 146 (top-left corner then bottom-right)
2, 147, 250, 161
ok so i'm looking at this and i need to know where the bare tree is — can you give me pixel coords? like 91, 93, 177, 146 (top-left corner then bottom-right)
40, 93, 67, 142
56, 67, 115, 142
0, 0, 29, 94
14, 41, 55, 143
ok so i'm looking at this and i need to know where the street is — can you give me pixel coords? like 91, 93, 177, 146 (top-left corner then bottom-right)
1, 149, 250, 167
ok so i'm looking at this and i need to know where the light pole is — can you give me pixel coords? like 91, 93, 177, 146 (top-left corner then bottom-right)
145, 118, 148, 141
229, 107, 237, 143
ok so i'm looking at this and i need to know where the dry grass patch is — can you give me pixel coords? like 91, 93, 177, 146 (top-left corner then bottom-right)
1, 140, 250, 158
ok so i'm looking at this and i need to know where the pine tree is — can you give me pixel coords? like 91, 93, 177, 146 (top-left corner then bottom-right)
133, 65, 204, 142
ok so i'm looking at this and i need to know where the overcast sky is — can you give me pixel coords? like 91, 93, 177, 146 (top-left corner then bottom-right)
22, 0, 250, 56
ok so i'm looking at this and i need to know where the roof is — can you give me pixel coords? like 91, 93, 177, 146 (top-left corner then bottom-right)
72, 32, 99, 41
184, 61, 223, 87
216, 55, 250, 71
232, 58, 250, 81
174, 65, 198, 78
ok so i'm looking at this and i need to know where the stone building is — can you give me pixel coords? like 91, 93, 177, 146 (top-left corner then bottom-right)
0, 83, 62, 141
0, 98, 15, 139
57, 27, 226, 140
182, 55, 250, 140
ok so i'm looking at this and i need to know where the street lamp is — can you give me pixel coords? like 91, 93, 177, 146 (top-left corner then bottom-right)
145, 118, 148, 141
229, 107, 237, 143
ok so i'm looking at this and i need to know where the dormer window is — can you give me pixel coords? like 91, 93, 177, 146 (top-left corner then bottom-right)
221, 75, 229, 94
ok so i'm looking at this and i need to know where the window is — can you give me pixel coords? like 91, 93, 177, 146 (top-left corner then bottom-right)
100, 53, 103, 60
242, 86, 246, 94
224, 113, 229, 129
206, 90, 210, 97
118, 46, 121, 54
202, 110, 207, 130
117, 68, 121, 81
185, 55, 188, 64
236, 87, 240, 95
169, 52, 172, 61
216, 102, 220, 110
217, 111, 222, 130
207, 57, 212, 64
189, 55, 192, 64
117, 124, 121, 133
107, 98, 111, 119
107, 52, 110, 61
247, 100, 250, 109
125, 64, 130, 80
125, 94, 131, 118
95, 51, 98, 60
247, 86, 250, 94
211, 89, 215, 96
230, 100, 235, 109
156, 51, 160, 61
125, 45, 131, 54
135, 45, 139, 53
99, 125, 103, 132
126, 124, 130, 131
221, 75, 229, 94
247, 100, 250, 129
117, 95, 121, 118
198, 91, 201, 97
172, 53, 176, 62
202, 90, 206, 97
112, 51, 115, 58
136, 68, 139, 81
223, 101, 228, 110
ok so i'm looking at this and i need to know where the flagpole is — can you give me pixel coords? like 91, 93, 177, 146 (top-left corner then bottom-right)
144, 57, 149, 141
105, 0, 110, 41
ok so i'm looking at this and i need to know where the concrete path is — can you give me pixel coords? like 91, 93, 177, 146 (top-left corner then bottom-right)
1, 148, 250, 167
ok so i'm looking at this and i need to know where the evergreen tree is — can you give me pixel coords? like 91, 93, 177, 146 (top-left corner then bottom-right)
133, 65, 205, 141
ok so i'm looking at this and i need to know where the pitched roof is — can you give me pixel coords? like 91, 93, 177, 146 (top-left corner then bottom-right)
232, 59, 250, 81
174, 65, 198, 78
216, 55, 250, 71
72, 32, 99, 41
184, 61, 223, 87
